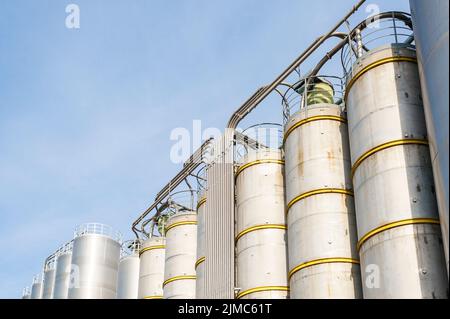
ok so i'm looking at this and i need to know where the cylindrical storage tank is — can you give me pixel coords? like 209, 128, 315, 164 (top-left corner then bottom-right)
410, 0, 449, 275
53, 252, 72, 299
196, 195, 207, 299
345, 44, 448, 298
163, 213, 197, 299
235, 149, 289, 299
117, 254, 140, 299
68, 223, 121, 299
284, 104, 362, 299
138, 237, 166, 299
41, 264, 56, 299
22, 287, 31, 299
30, 275, 42, 299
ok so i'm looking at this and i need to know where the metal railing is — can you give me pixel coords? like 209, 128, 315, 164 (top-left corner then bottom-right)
235, 123, 283, 165
341, 11, 414, 79
74, 223, 122, 243
281, 75, 345, 122
120, 239, 141, 258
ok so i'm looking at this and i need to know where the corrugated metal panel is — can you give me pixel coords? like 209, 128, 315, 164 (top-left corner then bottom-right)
204, 130, 235, 299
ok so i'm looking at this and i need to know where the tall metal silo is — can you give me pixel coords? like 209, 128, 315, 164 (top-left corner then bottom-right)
22, 287, 31, 299
284, 79, 362, 299
67, 223, 122, 299
53, 244, 73, 299
196, 194, 207, 299
235, 149, 289, 299
138, 237, 166, 299
410, 0, 450, 275
117, 241, 140, 299
30, 274, 43, 299
345, 41, 448, 298
41, 258, 57, 299
163, 213, 197, 299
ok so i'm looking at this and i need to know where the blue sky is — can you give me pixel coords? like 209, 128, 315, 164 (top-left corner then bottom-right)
0, 0, 410, 298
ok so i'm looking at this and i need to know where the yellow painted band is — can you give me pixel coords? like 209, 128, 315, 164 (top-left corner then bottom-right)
357, 218, 441, 251
235, 224, 287, 243
284, 115, 347, 144
287, 188, 354, 212
195, 257, 206, 269
236, 286, 290, 299
345, 56, 418, 101
289, 258, 360, 280
165, 221, 197, 233
351, 139, 429, 177
236, 160, 285, 178
139, 245, 165, 256
143, 296, 163, 300
197, 198, 207, 210
163, 275, 197, 287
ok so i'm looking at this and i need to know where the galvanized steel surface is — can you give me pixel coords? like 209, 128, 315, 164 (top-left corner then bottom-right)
41, 269, 56, 299
117, 255, 140, 299
204, 132, 235, 299
53, 253, 72, 299
68, 232, 121, 299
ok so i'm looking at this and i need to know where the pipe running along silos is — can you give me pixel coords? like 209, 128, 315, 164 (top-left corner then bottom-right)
68, 223, 121, 299
235, 148, 289, 299
345, 30, 448, 297
163, 213, 198, 299
409, 0, 449, 275
138, 236, 166, 299
41, 258, 57, 299
117, 241, 140, 299
196, 193, 207, 299
30, 274, 43, 299
53, 243, 73, 299
284, 78, 362, 299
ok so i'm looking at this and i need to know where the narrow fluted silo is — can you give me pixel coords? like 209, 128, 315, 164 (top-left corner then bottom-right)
41, 262, 56, 299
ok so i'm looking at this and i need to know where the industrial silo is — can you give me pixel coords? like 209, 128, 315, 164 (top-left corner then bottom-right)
138, 237, 166, 299
410, 0, 449, 275
41, 258, 57, 299
235, 149, 289, 299
345, 26, 448, 297
53, 244, 73, 299
22, 287, 31, 299
30, 274, 43, 299
284, 78, 362, 299
67, 223, 121, 299
163, 213, 197, 299
117, 241, 140, 299
196, 194, 206, 299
